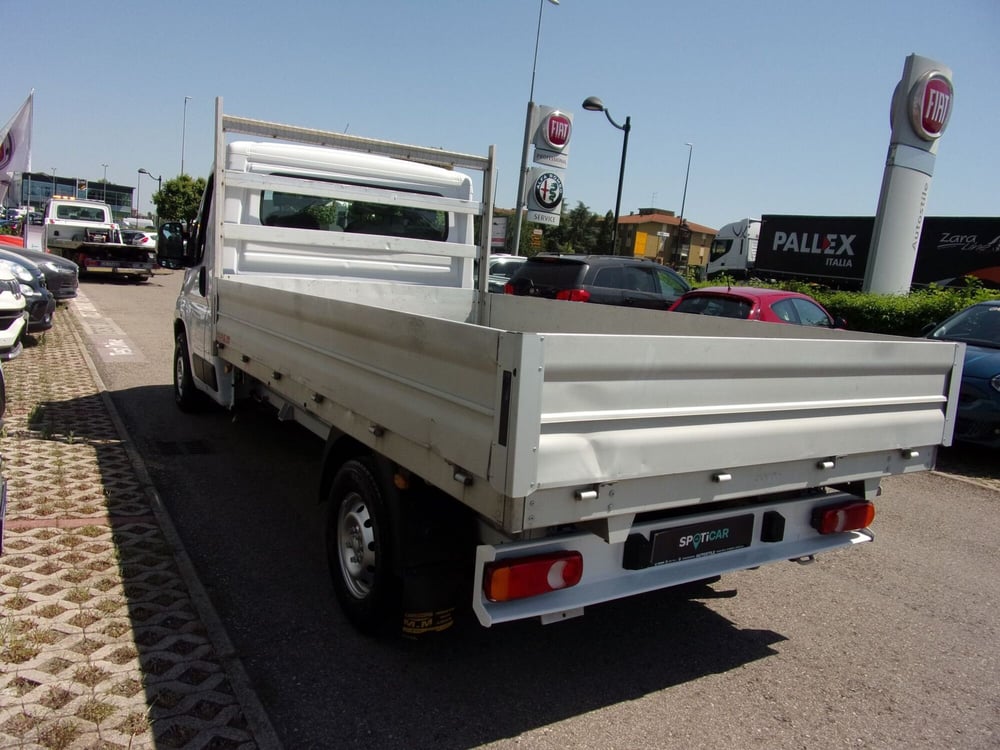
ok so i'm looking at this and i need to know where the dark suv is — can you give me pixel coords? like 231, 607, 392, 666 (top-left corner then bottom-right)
504, 254, 690, 310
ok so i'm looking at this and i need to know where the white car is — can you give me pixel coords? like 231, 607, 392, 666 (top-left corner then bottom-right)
0, 265, 27, 361
121, 230, 157, 251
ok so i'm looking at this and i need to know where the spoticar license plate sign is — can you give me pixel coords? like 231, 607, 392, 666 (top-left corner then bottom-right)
650, 514, 755, 565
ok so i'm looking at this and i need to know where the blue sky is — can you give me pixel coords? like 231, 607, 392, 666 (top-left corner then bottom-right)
6, 0, 998, 230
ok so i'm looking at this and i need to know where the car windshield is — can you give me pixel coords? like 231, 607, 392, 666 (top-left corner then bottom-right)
708, 237, 732, 263
928, 303, 1000, 349
674, 294, 753, 319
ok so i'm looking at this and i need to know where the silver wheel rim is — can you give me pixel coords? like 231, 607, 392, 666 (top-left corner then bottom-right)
337, 492, 376, 599
175, 351, 185, 397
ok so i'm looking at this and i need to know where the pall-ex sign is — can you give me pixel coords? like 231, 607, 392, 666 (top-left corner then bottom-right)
772, 232, 857, 255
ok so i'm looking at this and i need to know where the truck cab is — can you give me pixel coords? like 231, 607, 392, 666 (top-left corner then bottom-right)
706, 217, 760, 279
43, 198, 120, 243
157, 138, 477, 410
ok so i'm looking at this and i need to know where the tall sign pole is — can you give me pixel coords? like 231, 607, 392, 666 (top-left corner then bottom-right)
863, 54, 953, 294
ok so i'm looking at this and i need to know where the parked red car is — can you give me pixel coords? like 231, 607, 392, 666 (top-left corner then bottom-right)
669, 286, 843, 328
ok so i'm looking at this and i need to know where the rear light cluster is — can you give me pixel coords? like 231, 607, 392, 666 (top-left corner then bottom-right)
501, 283, 590, 302
811, 500, 875, 534
555, 289, 590, 302
483, 551, 583, 602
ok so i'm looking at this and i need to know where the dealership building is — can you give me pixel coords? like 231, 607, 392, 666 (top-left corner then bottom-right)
7, 171, 137, 221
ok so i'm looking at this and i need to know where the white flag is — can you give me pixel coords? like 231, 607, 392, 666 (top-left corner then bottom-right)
0, 91, 33, 177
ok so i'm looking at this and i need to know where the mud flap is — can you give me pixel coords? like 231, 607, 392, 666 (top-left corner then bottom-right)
396, 478, 475, 637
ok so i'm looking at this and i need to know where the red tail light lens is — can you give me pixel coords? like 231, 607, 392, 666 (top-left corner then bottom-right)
555, 288, 590, 302
483, 551, 583, 602
503, 282, 514, 295
812, 501, 875, 534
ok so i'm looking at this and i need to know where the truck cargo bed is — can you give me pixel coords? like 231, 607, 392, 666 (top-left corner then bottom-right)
215, 273, 962, 538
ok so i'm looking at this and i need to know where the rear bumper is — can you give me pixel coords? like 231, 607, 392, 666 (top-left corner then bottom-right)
79, 262, 153, 276
472, 490, 872, 627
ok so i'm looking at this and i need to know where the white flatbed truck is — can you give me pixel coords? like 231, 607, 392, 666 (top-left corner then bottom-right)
159, 98, 964, 635
42, 197, 154, 280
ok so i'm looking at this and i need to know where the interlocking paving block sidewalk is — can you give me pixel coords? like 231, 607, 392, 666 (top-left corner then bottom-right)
1, 304, 274, 750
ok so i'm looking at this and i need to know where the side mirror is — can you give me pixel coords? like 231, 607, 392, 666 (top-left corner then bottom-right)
920, 322, 937, 336
157, 221, 193, 269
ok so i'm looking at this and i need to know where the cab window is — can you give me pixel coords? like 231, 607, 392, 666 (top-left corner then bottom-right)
260, 181, 447, 241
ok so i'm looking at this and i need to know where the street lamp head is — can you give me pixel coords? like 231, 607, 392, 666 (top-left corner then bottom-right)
138, 168, 149, 176
582, 95, 632, 253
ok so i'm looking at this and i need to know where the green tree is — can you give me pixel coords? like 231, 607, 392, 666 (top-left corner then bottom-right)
595, 211, 615, 253
545, 201, 598, 255
152, 174, 207, 228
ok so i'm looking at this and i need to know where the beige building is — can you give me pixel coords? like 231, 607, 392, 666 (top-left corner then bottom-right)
617, 208, 716, 275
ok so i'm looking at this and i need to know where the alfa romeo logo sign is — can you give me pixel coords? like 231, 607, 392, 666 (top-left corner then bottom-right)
909, 71, 953, 141
533, 172, 564, 210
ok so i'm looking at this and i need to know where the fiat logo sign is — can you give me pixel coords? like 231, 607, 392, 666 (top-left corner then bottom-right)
542, 111, 572, 150
909, 71, 953, 141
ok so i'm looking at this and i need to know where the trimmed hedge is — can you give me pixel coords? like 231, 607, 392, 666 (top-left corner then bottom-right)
696, 275, 999, 337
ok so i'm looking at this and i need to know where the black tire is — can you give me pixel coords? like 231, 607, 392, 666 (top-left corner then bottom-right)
173, 332, 201, 412
326, 458, 401, 635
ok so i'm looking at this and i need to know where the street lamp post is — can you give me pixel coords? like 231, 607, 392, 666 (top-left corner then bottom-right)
50, 168, 57, 199
135, 169, 141, 219
678, 142, 693, 267
182, 96, 192, 176
101, 163, 109, 202
138, 169, 162, 225
582, 96, 631, 253
679, 142, 693, 223
511, 0, 559, 256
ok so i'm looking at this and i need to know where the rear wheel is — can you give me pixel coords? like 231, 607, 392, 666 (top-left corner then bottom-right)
173, 332, 200, 412
326, 458, 401, 635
